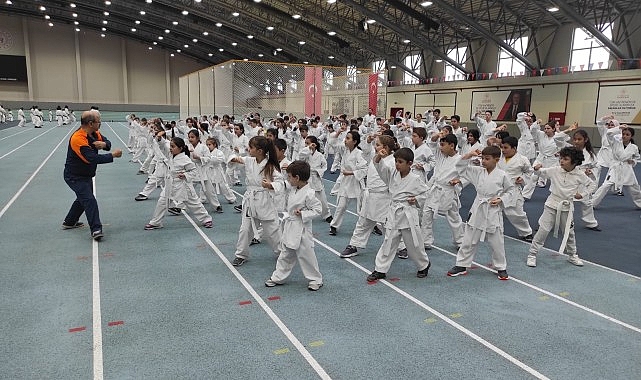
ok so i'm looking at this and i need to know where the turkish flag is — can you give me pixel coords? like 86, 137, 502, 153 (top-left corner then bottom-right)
368, 74, 378, 114
304, 67, 322, 116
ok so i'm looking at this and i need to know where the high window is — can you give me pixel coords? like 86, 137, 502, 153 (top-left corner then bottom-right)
445, 47, 466, 81
570, 24, 613, 71
403, 54, 421, 84
498, 37, 528, 76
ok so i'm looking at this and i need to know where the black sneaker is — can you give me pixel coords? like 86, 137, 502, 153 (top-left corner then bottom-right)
325, 215, 333, 223
396, 248, 408, 259
586, 225, 601, 231
521, 234, 533, 242
249, 238, 261, 246
91, 230, 104, 241
497, 269, 509, 280
372, 225, 383, 235
329, 226, 337, 236
340, 245, 358, 258
135, 194, 148, 201
366, 271, 386, 282
168, 207, 182, 215
417, 261, 431, 278
215, 206, 223, 213
232, 257, 247, 266
447, 266, 468, 277
616, 190, 624, 196
233, 205, 243, 213
62, 222, 84, 230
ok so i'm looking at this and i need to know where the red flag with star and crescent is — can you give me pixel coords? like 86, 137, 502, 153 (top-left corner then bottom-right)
368, 74, 378, 114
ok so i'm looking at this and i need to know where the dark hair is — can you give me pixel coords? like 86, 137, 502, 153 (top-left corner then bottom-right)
451, 115, 460, 122
572, 130, 595, 160
266, 127, 279, 137
381, 129, 395, 137
234, 123, 245, 133
467, 129, 480, 142
433, 108, 441, 114
299, 124, 309, 132
485, 110, 493, 116
378, 135, 398, 154
481, 146, 501, 158
440, 133, 458, 146
495, 131, 510, 141
188, 129, 200, 139
502, 136, 519, 149
274, 138, 288, 152
171, 137, 190, 157
199, 122, 209, 133
347, 130, 361, 150
248, 136, 281, 180
558, 146, 584, 166
206, 137, 219, 148
394, 147, 414, 162
305, 135, 323, 154
622, 126, 636, 145
442, 125, 453, 134
413, 127, 427, 140
286, 161, 311, 181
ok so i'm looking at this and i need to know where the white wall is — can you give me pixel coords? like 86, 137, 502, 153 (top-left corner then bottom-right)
0, 15, 207, 107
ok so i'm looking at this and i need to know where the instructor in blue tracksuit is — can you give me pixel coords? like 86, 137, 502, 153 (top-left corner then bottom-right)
62, 109, 122, 241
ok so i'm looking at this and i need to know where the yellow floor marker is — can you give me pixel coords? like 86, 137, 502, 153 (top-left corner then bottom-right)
559, 291, 570, 297
538, 295, 550, 301
273, 348, 290, 355
449, 313, 463, 318
424, 317, 438, 324
309, 340, 324, 347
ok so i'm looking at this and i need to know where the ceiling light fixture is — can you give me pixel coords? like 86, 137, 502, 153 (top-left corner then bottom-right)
131, 28, 136, 32
72, 13, 77, 17
104, 11, 109, 16
172, 21, 178, 25
420, 1, 433, 6
140, 11, 146, 15
216, 22, 222, 27
327, 31, 336, 36
164, 29, 170, 33
203, 31, 209, 35
266, 26, 274, 31
182, 10, 188, 15
247, 35, 254, 39
70, 3, 76, 7
105, 1, 111, 5
292, 14, 301, 19
232, 12, 239, 16
547, 6, 559, 12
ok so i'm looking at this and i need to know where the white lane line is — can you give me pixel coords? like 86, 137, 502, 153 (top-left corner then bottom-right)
314, 238, 550, 380
320, 177, 641, 280
0, 126, 58, 160
431, 245, 641, 334
104, 122, 128, 147
92, 178, 104, 380
181, 212, 332, 380
319, 191, 641, 333
0, 128, 73, 220
226, 188, 548, 378
0, 128, 30, 141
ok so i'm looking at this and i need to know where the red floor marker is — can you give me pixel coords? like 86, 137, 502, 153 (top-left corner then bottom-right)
389, 278, 400, 282
102, 253, 114, 258
108, 321, 124, 327
367, 281, 377, 285
75, 256, 89, 261
470, 265, 479, 269
267, 296, 281, 301
239, 300, 252, 306
68, 326, 86, 333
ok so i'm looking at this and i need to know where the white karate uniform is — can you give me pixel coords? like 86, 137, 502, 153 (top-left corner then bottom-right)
348, 155, 393, 249
516, 112, 536, 160
18, 109, 25, 127
148, 152, 212, 227
190, 142, 220, 208
499, 152, 534, 237
576, 148, 600, 228
455, 163, 516, 270
269, 183, 323, 287
138, 138, 170, 198
525, 126, 569, 195
233, 157, 284, 260
422, 143, 464, 248
411, 141, 435, 183
224, 131, 249, 185
592, 128, 641, 208
56, 109, 64, 127
200, 147, 236, 204
475, 116, 496, 146
298, 146, 331, 220
372, 160, 430, 274
329, 145, 368, 231
529, 166, 595, 256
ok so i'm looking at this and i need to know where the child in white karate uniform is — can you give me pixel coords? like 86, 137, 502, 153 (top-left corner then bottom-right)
264, 161, 324, 291
230, 136, 284, 267
592, 125, 641, 209
571, 130, 601, 230
422, 132, 464, 250
341, 135, 396, 258
329, 130, 368, 236
499, 136, 534, 241
201, 137, 236, 208
447, 146, 515, 280
298, 135, 332, 222
366, 148, 431, 282
526, 147, 596, 268
144, 137, 213, 230
188, 129, 222, 212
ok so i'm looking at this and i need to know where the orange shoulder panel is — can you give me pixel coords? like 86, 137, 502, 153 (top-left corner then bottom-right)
70, 129, 91, 164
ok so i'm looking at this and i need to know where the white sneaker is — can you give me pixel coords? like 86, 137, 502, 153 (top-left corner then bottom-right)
567, 255, 584, 266
526, 254, 537, 267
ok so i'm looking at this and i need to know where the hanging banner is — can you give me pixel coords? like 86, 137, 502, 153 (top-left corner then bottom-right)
368, 73, 378, 114
304, 66, 322, 116
596, 84, 641, 124
470, 89, 532, 121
